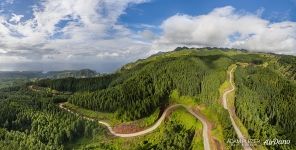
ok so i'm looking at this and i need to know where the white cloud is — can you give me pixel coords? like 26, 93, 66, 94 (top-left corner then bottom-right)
0, 49, 7, 54
1, 4, 296, 71
153, 6, 296, 55
9, 13, 24, 23
0, 55, 30, 63
96, 52, 119, 58
0, 0, 151, 71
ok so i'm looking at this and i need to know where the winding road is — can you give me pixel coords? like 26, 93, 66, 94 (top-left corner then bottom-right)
43, 65, 249, 150
59, 103, 211, 150
223, 67, 252, 150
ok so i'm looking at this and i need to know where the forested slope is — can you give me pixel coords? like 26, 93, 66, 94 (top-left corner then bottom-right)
0, 87, 104, 149
35, 74, 116, 92
2, 48, 296, 149
235, 65, 296, 150
68, 49, 234, 120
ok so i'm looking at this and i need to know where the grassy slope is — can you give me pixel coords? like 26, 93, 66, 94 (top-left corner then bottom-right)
66, 49, 236, 149
2, 48, 296, 150
64, 102, 160, 128
67, 49, 284, 149
65, 92, 205, 150
170, 89, 224, 149
67, 107, 203, 150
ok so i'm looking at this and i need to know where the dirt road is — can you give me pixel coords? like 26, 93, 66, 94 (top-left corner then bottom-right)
59, 103, 211, 150
223, 67, 252, 150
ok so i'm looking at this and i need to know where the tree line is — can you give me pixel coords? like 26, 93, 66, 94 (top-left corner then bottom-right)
234, 65, 296, 150
35, 74, 117, 92
69, 55, 230, 120
0, 87, 104, 149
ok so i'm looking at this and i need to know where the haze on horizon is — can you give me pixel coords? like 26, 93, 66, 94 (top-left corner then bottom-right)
0, 0, 295, 72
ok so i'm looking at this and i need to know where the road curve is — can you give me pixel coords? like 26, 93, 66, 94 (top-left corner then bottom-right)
185, 107, 211, 150
223, 67, 252, 150
59, 103, 211, 150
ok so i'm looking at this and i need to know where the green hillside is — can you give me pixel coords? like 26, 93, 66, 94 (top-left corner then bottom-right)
0, 48, 295, 150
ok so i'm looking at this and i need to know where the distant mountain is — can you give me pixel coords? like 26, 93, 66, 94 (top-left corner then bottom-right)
44, 69, 97, 79
0, 69, 97, 80
0, 71, 43, 79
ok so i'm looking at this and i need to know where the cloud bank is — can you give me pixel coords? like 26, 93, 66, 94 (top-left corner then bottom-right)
0, 4, 295, 71
0, 0, 151, 71
153, 6, 296, 55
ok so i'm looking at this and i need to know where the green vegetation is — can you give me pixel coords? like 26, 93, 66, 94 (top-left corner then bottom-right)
69, 107, 203, 150
170, 89, 197, 106
36, 74, 116, 92
68, 49, 234, 121
0, 69, 99, 89
0, 87, 104, 149
235, 64, 296, 150
45, 69, 97, 79
1, 48, 296, 149
278, 55, 296, 80
63, 102, 160, 128
0, 78, 29, 89
63, 102, 119, 124
224, 65, 249, 137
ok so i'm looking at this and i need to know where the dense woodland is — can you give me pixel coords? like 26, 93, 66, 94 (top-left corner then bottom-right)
68, 53, 234, 121
1, 48, 295, 149
0, 87, 104, 149
36, 74, 116, 92
136, 120, 195, 150
67, 49, 243, 149
235, 65, 296, 150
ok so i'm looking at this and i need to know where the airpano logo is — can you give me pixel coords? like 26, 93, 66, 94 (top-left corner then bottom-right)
263, 138, 290, 146
227, 138, 291, 146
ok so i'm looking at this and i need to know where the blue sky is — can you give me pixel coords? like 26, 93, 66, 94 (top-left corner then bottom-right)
2, 0, 295, 33
0, 0, 295, 71
120, 0, 296, 26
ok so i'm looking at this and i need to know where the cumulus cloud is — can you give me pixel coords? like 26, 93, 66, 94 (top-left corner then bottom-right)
153, 6, 296, 55
1, 4, 296, 71
0, 0, 151, 71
